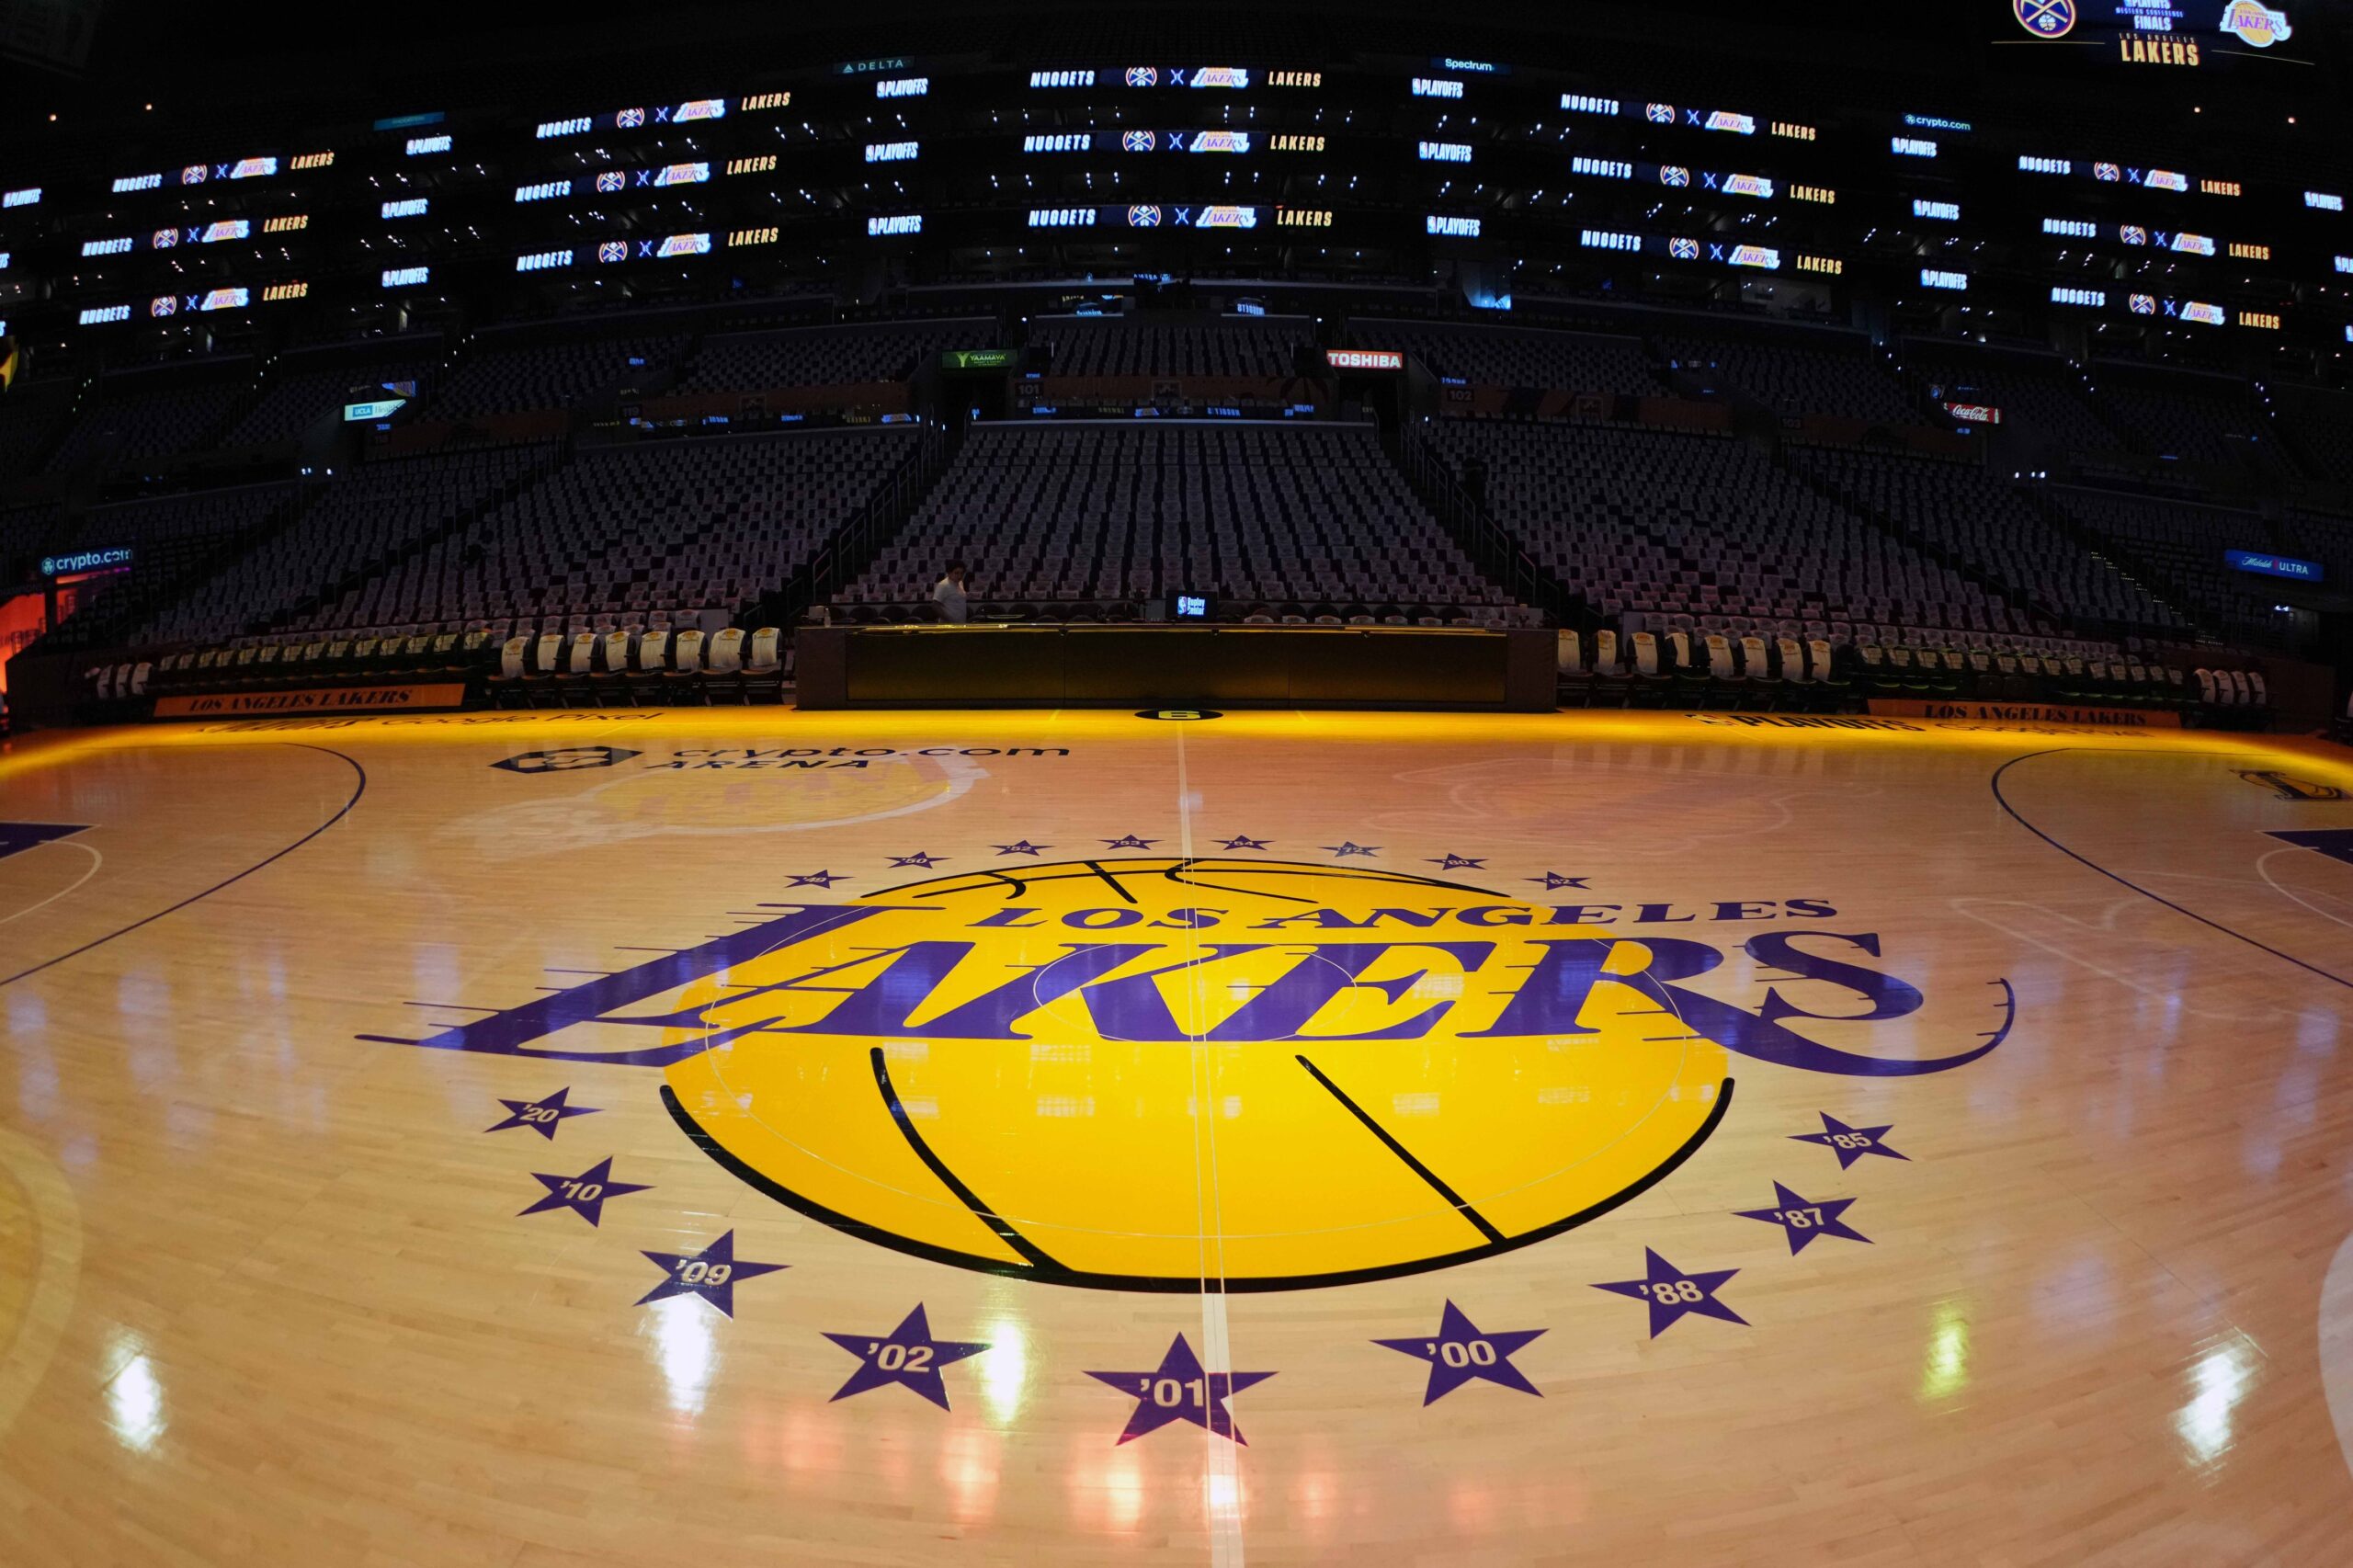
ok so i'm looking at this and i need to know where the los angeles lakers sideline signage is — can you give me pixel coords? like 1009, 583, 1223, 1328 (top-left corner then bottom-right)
365, 855, 2012, 1291
1866, 698, 2181, 728
154, 683, 468, 717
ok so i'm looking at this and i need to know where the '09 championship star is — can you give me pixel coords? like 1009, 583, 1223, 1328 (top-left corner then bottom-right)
635, 1231, 788, 1317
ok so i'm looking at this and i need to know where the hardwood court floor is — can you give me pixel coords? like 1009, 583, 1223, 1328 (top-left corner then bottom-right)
4, 706, 2353, 1566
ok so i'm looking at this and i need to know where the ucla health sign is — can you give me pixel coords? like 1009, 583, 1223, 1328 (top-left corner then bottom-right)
2223, 549, 2321, 583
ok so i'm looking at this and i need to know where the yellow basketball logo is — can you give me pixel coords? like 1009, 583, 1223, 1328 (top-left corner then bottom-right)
660, 857, 1731, 1290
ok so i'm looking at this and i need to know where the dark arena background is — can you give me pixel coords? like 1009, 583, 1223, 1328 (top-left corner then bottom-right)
6, 1, 2353, 1562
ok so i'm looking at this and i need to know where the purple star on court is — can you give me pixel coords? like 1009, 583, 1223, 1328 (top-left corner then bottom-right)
1101, 834, 1159, 850
887, 852, 948, 869
786, 869, 847, 888
635, 1231, 787, 1317
1525, 871, 1591, 890
1425, 853, 1487, 871
1792, 1112, 1908, 1170
483, 1085, 600, 1140
1087, 1333, 1275, 1445
517, 1155, 650, 1227
1322, 841, 1381, 858
1373, 1301, 1544, 1404
1592, 1248, 1747, 1337
823, 1304, 990, 1410
1217, 835, 1272, 851
1734, 1182, 1870, 1255
994, 840, 1050, 856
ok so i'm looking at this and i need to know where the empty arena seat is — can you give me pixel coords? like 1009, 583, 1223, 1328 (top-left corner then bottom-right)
676, 318, 997, 392
1660, 333, 1919, 425
839, 422, 1518, 621
1037, 315, 1311, 379
1355, 319, 1657, 394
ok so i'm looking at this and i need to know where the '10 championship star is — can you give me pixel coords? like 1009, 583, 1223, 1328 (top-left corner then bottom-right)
517, 1155, 649, 1227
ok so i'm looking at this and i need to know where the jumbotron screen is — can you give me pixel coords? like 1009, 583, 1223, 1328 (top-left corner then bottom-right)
10, 20, 2344, 355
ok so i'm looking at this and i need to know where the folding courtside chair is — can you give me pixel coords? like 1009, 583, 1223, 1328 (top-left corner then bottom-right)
745, 627, 784, 704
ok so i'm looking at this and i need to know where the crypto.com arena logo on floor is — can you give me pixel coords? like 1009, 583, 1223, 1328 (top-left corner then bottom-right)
366, 857, 2012, 1291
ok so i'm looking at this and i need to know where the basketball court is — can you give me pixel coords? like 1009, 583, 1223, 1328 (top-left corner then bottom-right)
4, 706, 2353, 1565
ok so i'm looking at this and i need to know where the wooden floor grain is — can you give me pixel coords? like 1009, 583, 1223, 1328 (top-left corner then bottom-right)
1, 708, 2350, 1566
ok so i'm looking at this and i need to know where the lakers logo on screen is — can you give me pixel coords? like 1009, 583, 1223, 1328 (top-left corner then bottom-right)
372, 857, 2011, 1291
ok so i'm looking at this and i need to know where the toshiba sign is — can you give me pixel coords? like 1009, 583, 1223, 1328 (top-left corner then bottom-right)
1325, 348, 1404, 370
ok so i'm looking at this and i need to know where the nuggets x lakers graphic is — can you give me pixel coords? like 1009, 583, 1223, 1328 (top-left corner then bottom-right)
369, 857, 2009, 1290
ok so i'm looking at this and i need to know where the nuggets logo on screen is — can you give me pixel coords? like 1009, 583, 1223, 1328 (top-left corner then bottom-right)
2014, 0, 2076, 36
393, 858, 2008, 1290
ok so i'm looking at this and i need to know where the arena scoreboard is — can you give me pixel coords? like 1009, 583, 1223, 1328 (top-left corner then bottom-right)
4, 26, 2344, 361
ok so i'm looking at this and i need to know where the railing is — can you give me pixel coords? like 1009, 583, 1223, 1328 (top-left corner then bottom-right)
767, 421, 949, 626
1394, 422, 1574, 624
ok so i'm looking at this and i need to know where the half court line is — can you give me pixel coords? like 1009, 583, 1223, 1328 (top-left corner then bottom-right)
1175, 724, 1247, 1568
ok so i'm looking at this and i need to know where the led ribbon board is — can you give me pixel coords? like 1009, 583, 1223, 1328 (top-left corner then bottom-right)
2223, 549, 2320, 582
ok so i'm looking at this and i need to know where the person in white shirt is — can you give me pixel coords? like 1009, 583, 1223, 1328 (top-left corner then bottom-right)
931, 561, 971, 624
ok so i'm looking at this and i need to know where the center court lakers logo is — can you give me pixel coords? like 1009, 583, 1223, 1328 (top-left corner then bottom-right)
369, 857, 2014, 1292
